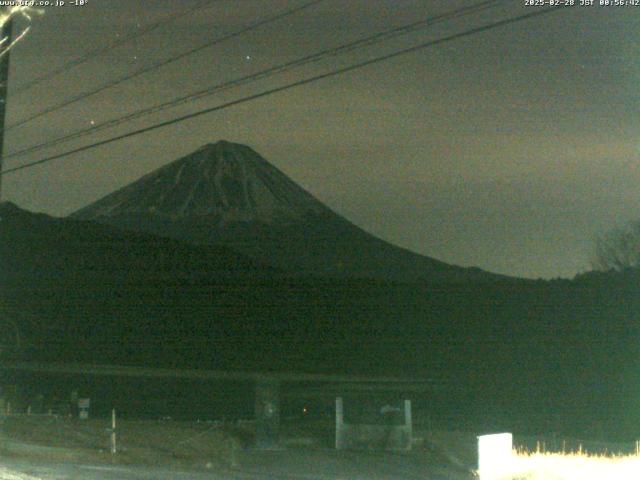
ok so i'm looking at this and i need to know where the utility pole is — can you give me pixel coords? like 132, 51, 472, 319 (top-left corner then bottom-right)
0, 10, 13, 420
0, 8, 13, 201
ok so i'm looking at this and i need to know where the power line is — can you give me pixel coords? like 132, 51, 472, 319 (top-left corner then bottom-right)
6, 0, 325, 132
12, 0, 216, 96
0, 5, 570, 178
4, 0, 503, 161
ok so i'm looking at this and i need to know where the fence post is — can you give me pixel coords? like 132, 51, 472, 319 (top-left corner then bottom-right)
110, 408, 117, 455
335, 397, 344, 450
404, 399, 412, 451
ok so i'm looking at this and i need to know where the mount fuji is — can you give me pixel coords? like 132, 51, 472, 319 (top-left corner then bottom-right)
72, 140, 502, 282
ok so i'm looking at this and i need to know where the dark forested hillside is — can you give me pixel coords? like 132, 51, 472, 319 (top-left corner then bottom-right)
2, 202, 639, 439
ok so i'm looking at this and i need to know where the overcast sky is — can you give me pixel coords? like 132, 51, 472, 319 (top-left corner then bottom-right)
2, 0, 638, 279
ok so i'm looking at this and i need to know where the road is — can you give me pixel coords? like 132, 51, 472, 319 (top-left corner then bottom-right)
0, 453, 474, 480
2, 461, 239, 480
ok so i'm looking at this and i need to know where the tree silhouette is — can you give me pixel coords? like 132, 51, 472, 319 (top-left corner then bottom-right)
593, 221, 640, 271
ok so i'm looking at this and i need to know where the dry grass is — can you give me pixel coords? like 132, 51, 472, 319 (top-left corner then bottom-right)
0, 415, 245, 469
480, 449, 640, 480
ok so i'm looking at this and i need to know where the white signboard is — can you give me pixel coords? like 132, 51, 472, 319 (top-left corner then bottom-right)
478, 432, 514, 480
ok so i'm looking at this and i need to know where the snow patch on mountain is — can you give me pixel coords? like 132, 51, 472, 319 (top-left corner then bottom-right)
73, 141, 329, 225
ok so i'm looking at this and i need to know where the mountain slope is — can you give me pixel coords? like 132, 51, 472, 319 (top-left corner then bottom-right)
1, 200, 268, 284
0, 201, 279, 365
72, 141, 503, 282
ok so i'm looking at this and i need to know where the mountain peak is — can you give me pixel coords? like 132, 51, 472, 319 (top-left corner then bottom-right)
73, 142, 328, 224
71, 142, 505, 282
199, 140, 252, 154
